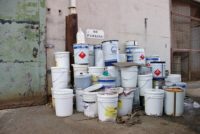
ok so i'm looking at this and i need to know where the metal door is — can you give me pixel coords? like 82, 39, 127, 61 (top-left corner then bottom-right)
0, 0, 46, 109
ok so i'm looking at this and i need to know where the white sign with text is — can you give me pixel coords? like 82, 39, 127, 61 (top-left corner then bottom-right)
86, 29, 104, 39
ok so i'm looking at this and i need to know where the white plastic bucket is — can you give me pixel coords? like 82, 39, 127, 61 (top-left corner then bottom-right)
132, 47, 145, 65
121, 66, 138, 88
138, 74, 153, 96
88, 67, 105, 84
118, 91, 134, 116
165, 74, 181, 86
54, 89, 73, 117
97, 93, 118, 122
175, 82, 187, 97
151, 61, 166, 78
73, 44, 89, 64
102, 40, 119, 66
51, 67, 69, 89
164, 88, 184, 116
76, 90, 84, 112
72, 64, 88, 77
125, 40, 138, 53
83, 92, 98, 118
89, 45, 95, 66
126, 53, 133, 62
107, 66, 121, 87
94, 45, 104, 67
144, 89, 164, 116
98, 76, 116, 89
118, 54, 127, 62
146, 56, 160, 67
54, 52, 70, 69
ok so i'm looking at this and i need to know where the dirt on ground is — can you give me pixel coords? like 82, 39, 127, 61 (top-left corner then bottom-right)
0, 104, 199, 134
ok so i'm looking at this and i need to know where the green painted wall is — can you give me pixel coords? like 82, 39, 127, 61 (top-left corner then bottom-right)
0, 0, 46, 109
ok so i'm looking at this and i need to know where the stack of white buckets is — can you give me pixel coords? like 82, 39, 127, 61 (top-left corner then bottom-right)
51, 52, 74, 117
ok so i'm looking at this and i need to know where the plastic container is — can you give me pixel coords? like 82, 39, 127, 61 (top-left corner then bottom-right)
73, 44, 89, 64
146, 56, 160, 67
98, 76, 116, 89
164, 87, 184, 116
94, 44, 104, 67
118, 91, 134, 116
54, 52, 70, 69
97, 93, 118, 122
151, 61, 166, 78
144, 89, 164, 116
83, 92, 98, 118
153, 78, 165, 89
89, 45, 95, 66
138, 74, 153, 96
51, 67, 69, 89
76, 90, 84, 112
132, 47, 145, 65
165, 74, 181, 86
74, 74, 91, 89
121, 66, 138, 88
54, 89, 74, 117
107, 66, 121, 87
102, 40, 119, 66
72, 64, 88, 77
175, 82, 187, 97
88, 67, 105, 84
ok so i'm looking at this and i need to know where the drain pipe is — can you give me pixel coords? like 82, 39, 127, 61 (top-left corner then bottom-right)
69, 0, 76, 14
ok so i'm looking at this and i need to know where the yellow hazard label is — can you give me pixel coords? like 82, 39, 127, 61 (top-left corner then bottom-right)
104, 106, 117, 118
118, 100, 122, 109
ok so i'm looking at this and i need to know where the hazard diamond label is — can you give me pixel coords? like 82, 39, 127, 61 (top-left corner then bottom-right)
154, 69, 161, 76
79, 51, 86, 59
140, 54, 145, 60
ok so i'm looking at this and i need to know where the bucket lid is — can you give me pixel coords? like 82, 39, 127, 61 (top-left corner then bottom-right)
145, 89, 164, 95
97, 92, 118, 98
150, 61, 165, 63
84, 84, 103, 92
165, 87, 183, 92
102, 40, 119, 44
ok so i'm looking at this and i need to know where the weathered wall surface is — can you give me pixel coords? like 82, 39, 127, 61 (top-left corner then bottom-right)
46, 0, 69, 94
0, 0, 46, 109
77, 0, 171, 70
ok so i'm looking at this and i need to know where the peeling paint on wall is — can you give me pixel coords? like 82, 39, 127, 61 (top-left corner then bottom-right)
0, 0, 46, 108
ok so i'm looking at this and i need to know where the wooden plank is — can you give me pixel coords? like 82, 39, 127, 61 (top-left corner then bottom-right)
66, 14, 78, 85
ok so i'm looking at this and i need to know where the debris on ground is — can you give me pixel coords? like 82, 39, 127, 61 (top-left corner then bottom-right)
116, 110, 144, 126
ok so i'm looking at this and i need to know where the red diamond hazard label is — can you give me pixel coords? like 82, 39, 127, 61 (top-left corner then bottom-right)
140, 54, 145, 60
154, 69, 161, 76
79, 51, 86, 59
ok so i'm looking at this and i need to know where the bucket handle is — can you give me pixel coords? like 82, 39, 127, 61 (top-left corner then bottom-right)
138, 78, 152, 89
52, 72, 67, 83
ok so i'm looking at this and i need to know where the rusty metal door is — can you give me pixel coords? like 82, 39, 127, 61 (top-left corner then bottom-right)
0, 0, 47, 109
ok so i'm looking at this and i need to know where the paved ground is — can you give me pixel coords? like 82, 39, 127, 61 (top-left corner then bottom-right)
0, 81, 199, 134
0, 103, 199, 134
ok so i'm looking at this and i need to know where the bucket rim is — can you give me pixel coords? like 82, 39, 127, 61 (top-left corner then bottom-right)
97, 92, 118, 98
54, 51, 70, 55
145, 89, 164, 95
51, 67, 69, 70
88, 66, 105, 69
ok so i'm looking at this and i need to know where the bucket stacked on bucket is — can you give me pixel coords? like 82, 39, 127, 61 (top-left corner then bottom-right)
51, 51, 74, 117
125, 40, 145, 65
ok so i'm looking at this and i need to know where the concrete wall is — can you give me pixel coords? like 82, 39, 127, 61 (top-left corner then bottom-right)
77, 0, 171, 70
46, 0, 171, 92
46, 0, 69, 93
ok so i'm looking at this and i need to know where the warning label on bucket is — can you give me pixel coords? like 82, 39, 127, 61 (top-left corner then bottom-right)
79, 51, 86, 59
105, 106, 117, 118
